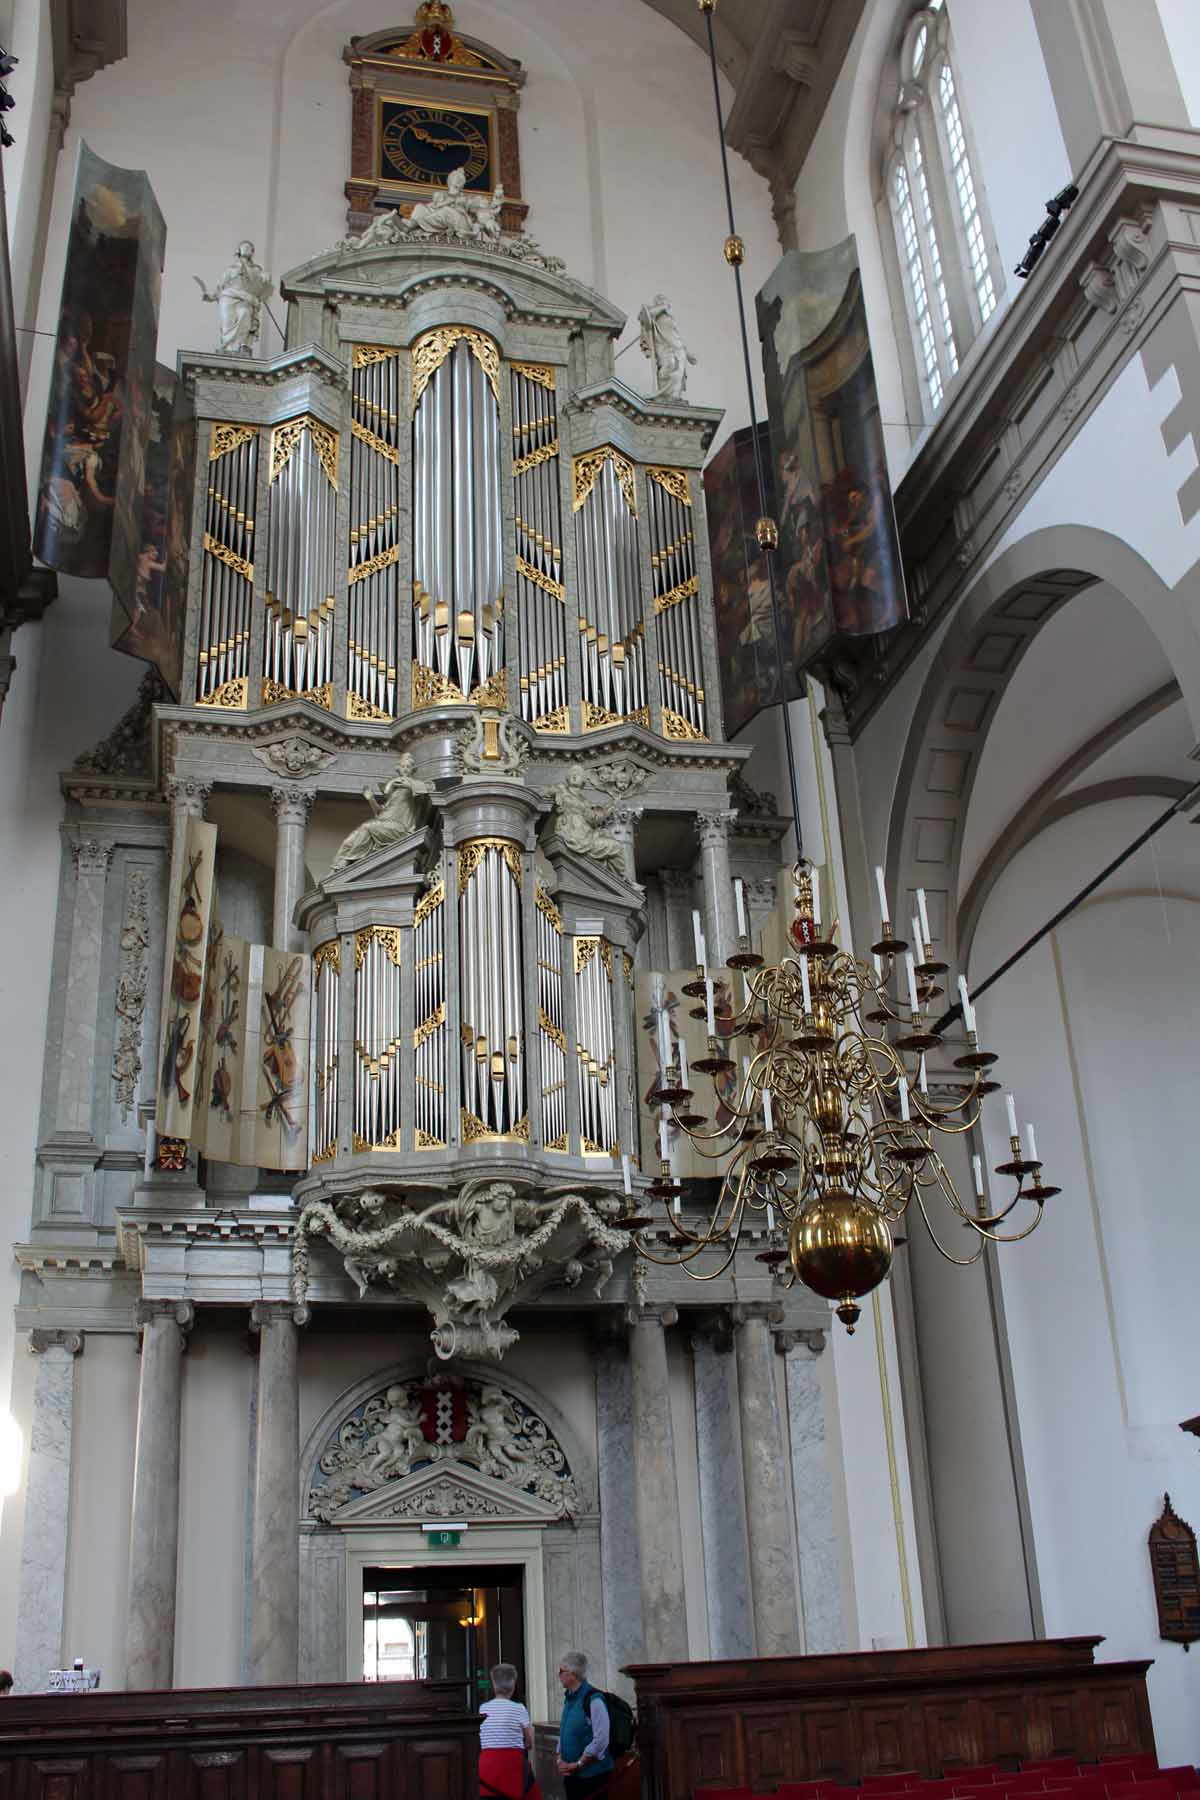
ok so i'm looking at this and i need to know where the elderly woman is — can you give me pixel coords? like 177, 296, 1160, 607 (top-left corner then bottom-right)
479, 1662, 542, 1800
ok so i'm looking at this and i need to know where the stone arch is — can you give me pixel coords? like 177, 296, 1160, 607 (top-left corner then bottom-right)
297, 1358, 603, 1699
884, 523, 1200, 973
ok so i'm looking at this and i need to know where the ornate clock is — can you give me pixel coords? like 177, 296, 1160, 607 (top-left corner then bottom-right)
344, 7, 528, 236
378, 100, 493, 192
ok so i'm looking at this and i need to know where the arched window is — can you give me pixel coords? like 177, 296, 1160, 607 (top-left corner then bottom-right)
882, 2, 1002, 421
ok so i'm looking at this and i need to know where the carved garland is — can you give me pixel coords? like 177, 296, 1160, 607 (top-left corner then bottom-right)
112, 869, 150, 1121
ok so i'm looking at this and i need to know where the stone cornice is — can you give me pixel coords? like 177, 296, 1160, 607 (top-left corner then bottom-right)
177, 343, 347, 399
843, 129, 1200, 735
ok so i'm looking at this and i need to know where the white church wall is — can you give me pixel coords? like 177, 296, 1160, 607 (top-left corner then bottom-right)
972, 802, 1200, 1766
2, 0, 54, 346
61, 1335, 139, 1689
1156, 0, 1200, 126
175, 1330, 253, 1689
666, 1331, 707, 1660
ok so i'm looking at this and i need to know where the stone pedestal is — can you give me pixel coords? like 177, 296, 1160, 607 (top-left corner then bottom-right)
593, 1326, 644, 1695
126, 1300, 193, 1691
627, 1304, 688, 1661
689, 1312, 753, 1658
270, 787, 315, 952
248, 1302, 307, 1684
777, 1327, 846, 1653
734, 1301, 801, 1656
13, 1331, 83, 1693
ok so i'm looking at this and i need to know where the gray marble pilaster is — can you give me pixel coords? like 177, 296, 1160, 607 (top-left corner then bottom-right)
627, 1305, 688, 1661
53, 836, 114, 1137
689, 1312, 754, 1658
608, 806, 642, 886
248, 1301, 308, 1683
695, 811, 738, 968
126, 1299, 193, 1691
13, 1331, 84, 1693
777, 1327, 846, 1654
593, 1327, 643, 1698
270, 787, 315, 952
733, 1301, 801, 1655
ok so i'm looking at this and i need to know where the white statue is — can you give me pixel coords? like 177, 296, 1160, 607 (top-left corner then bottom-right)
331, 753, 431, 872
409, 164, 476, 238
194, 242, 273, 356
466, 1385, 532, 1473
359, 1385, 427, 1481
546, 767, 627, 877
638, 292, 697, 401
470, 184, 504, 242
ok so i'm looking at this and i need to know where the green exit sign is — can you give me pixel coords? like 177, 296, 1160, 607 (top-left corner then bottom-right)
426, 1529, 461, 1547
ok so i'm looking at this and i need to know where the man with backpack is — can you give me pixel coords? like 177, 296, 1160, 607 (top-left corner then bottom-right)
554, 1650, 636, 1799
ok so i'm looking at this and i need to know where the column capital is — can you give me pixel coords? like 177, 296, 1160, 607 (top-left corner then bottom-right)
695, 809, 738, 848
165, 777, 212, 819
774, 1325, 827, 1358
29, 1328, 84, 1358
135, 1298, 195, 1347
687, 1308, 735, 1353
269, 785, 317, 825
249, 1300, 311, 1332
66, 834, 115, 876
732, 1300, 785, 1330
625, 1303, 679, 1330
608, 804, 643, 834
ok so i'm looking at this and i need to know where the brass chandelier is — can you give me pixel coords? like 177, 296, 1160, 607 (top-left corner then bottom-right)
622, 864, 1058, 1330
620, 0, 1058, 1326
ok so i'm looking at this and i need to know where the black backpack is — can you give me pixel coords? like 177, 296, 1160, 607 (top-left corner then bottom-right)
583, 1685, 637, 1760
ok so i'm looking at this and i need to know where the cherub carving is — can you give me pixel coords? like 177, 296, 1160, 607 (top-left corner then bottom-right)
358, 1385, 427, 1481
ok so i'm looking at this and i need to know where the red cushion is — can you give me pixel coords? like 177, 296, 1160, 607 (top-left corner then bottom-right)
863, 1778, 923, 1791
693, 1789, 752, 1800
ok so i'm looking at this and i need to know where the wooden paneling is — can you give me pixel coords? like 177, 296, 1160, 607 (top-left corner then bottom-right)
0, 1679, 478, 1800
627, 1639, 1156, 1800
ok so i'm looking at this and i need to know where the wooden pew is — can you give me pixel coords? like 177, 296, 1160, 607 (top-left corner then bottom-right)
626, 1638, 1156, 1800
0, 1674, 479, 1798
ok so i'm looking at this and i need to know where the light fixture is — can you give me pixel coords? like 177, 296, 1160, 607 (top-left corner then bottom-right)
619, 4, 1061, 1328
627, 863, 1058, 1329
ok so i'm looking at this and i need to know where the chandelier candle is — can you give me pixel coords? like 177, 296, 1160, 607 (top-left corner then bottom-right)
911, 915, 926, 965
734, 877, 748, 939
916, 887, 932, 947
1005, 1093, 1019, 1139
692, 909, 707, 968
957, 974, 976, 1034
1025, 1122, 1039, 1164
874, 864, 890, 928
625, 861, 1060, 1332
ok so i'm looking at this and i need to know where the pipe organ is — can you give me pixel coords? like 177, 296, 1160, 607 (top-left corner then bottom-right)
184, 327, 715, 741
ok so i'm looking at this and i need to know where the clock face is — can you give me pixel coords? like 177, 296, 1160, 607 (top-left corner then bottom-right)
378, 101, 492, 192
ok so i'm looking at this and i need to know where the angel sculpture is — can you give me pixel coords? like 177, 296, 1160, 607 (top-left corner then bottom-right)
330, 753, 430, 872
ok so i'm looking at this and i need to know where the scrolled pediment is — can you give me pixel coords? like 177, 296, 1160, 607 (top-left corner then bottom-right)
326, 1459, 561, 1526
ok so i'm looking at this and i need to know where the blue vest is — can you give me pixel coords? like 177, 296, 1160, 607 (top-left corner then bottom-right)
559, 1681, 613, 1775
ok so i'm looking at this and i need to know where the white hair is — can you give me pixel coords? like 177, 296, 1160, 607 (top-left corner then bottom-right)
560, 1649, 588, 1677
491, 1663, 518, 1697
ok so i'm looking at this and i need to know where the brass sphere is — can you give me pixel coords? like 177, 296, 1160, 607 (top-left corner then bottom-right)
789, 1189, 894, 1333
724, 233, 745, 265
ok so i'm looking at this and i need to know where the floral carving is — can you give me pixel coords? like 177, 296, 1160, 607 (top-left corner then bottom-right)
112, 869, 150, 1121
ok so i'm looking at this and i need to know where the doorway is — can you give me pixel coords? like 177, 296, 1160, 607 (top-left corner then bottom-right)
362, 1562, 527, 1709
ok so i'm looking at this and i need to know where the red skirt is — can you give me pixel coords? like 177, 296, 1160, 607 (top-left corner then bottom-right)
479, 1746, 543, 1800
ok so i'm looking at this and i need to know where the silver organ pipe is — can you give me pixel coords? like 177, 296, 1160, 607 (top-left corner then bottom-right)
197, 423, 258, 708
535, 887, 568, 1151
312, 941, 340, 1162
574, 936, 618, 1155
648, 466, 706, 740
263, 416, 339, 709
511, 364, 567, 733
457, 839, 526, 1140
353, 926, 403, 1150
412, 879, 447, 1149
348, 346, 402, 721
411, 328, 504, 711
572, 446, 647, 731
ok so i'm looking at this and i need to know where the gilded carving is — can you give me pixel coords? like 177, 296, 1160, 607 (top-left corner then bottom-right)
271, 415, 340, 489
411, 325, 501, 411
647, 465, 692, 506
354, 925, 403, 969
196, 676, 250, 710
511, 362, 556, 390
348, 541, 401, 586
457, 838, 523, 895
573, 444, 637, 515
210, 422, 257, 461
413, 880, 445, 930
661, 705, 707, 741
350, 417, 401, 465
262, 678, 334, 711
515, 553, 564, 600
353, 344, 403, 369
654, 574, 699, 614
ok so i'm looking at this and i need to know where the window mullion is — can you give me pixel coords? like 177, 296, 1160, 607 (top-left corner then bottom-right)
915, 104, 973, 365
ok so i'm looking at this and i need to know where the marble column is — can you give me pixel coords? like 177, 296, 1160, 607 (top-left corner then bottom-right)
593, 1325, 643, 1696
689, 1312, 753, 1657
607, 805, 642, 886
776, 1327, 846, 1654
733, 1301, 801, 1655
13, 1330, 84, 1693
627, 1304, 688, 1661
248, 1301, 308, 1684
126, 1299, 193, 1691
270, 787, 315, 952
695, 811, 738, 969
1030, 0, 1187, 173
